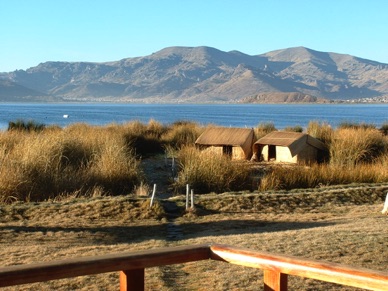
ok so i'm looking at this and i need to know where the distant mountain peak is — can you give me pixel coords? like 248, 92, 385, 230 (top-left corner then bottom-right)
263, 46, 327, 63
151, 46, 220, 57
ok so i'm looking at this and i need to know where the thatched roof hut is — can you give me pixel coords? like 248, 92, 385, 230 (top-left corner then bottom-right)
253, 131, 327, 164
195, 127, 254, 160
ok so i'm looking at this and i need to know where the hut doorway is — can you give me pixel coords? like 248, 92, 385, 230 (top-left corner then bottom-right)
223, 145, 232, 158
268, 145, 276, 161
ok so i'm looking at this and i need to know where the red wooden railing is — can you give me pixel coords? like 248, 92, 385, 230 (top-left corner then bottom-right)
0, 243, 387, 290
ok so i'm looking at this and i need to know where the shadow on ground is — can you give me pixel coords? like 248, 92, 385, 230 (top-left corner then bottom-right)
0, 219, 337, 245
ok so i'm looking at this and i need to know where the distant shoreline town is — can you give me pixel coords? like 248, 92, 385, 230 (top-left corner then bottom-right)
335, 95, 388, 104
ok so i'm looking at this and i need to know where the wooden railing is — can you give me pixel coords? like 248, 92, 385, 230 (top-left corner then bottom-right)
0, 243, 387, 290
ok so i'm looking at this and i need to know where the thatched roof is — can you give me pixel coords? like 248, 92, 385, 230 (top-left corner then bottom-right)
195, 127, 254, 146
254, 131, 327, 156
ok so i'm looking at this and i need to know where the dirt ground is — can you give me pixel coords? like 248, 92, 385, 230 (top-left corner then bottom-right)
0, 156, 387, 290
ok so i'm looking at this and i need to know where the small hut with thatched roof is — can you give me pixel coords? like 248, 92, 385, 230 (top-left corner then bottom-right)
195, 127, 254, 160
253, 131, 327, 164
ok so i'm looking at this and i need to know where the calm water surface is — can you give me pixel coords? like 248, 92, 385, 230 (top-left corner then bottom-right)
0, 103, 386, 130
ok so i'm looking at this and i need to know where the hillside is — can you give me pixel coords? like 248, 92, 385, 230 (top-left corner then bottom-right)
240, 92, 328, 103
1, 46, 388, 102
0, 79, 51, 102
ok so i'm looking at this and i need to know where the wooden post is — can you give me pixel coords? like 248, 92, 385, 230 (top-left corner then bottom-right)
190, 189, 194, 209
150, 184, 156, 207
186, 184, 189, 209
263, 270, 288, 291
120, 269, 145, 291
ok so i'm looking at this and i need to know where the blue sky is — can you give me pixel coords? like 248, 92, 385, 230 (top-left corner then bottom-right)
1, 0, 387, 72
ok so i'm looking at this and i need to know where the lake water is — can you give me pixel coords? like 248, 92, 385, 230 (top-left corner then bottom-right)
0, 103, 386, 130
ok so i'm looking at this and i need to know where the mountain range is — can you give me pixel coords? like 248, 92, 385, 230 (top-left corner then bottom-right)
1, 46, 388, 103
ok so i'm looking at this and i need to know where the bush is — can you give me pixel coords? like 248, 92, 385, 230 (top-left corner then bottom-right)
380, 122, 388, 136
254, 122, 276, 140
8, 119, 45, 132
123, 120, 167, 156
173, 146, 251, 194
283, 125, 303, 132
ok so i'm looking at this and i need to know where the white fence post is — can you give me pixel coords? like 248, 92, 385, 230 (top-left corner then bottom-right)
190, 189, 194, 209
382, 192, 388, 215
150, 184, 157, 207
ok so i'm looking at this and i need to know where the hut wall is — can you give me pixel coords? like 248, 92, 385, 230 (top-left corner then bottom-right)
260, 146, 297, 163
232, 147, 246, 160
241, 136, 253, 159
201, 146, 246, 160
276, 146, 297, 163
261, 145, 269, 161
295, 145, 318, 164
202, 146, 223, 156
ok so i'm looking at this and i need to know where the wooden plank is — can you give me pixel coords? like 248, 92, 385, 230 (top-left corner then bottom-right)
0, 243, 211, 287
263, 270, 288, 291
210, 244, 388, 291
120, 269, 144, 291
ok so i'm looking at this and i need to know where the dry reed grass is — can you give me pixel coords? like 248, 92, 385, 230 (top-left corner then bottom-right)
162, 121, 201, 149
0, 119, 387, 202
330, 127, 387, 166
0, 123, 143, 202
174, 146, 251, 193
307, 121, 333, 145
259, 161, 388, 191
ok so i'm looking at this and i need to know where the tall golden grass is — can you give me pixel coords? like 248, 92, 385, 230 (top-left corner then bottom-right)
259, 160, 388, 191
307, 121, 333, 145
330, 127, 386, 166
0, 119, 387, 201
0, 119, 204, 203
174, 146, 251, 193
162, 121, 202, 149
0, 123, 143, 202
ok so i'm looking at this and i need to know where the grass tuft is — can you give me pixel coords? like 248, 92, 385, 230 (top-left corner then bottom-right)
173, 146, 251, 193
307, 121, 333, 145
330, 127, 387, 166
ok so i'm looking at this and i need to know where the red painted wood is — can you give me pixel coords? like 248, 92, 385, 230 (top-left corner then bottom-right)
263, 270, 288, 291
210, 244, 388, 291
0, 244, 210, 287
120, 269, 144, 291
0, 243, 387, 290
